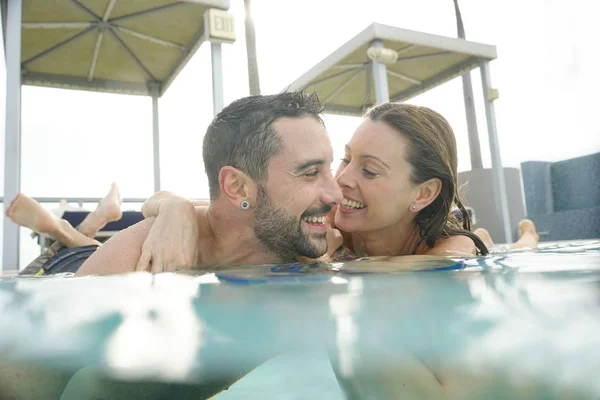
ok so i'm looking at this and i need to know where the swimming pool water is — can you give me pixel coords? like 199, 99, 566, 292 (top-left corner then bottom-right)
1, 240, 599, 399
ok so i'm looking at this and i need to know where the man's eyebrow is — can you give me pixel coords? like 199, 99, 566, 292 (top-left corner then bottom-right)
294, 159, 325, 172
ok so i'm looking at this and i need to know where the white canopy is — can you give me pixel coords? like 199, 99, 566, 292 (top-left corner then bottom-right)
287, 22, 496, 116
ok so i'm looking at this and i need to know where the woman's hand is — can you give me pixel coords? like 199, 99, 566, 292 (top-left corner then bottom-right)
297, 208, 343, 263
136, 196, 200, 273
141, 191, 177, 218
320, 223, 344, 262
323, 205, 344, 261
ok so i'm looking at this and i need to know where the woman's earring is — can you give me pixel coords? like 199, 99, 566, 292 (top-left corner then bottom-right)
240, 200, 250, 210
411, 204, 417, 211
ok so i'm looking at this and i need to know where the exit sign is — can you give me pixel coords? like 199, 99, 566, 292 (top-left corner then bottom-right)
205, 8, 236, 43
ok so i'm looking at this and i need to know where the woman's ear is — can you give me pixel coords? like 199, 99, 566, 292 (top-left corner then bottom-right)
411, 178, 442, 212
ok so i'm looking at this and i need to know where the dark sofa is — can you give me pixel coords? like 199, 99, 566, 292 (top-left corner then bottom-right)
520, 152, 600, 241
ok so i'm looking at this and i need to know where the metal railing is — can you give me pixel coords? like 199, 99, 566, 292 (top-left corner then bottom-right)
1, 195, 208, 272
0, 196, 148, 208
0, 196, 207, 208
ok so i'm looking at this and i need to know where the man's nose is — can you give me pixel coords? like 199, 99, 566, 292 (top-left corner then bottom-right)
321, 170, 343, 205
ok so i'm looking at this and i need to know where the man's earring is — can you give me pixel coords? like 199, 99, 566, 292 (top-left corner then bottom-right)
240, 200, 250, 210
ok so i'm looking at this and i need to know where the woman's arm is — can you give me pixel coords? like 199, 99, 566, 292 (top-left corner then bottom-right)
142, 191, 210, 218
136, 192, 203, 272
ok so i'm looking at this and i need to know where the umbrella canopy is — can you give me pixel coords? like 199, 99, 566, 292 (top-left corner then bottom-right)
286, 23, 497, 116
18, 0, 230, 96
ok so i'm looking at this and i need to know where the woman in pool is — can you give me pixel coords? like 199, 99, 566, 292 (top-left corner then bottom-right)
329, 101, 537, 258
140, 101, 538, 270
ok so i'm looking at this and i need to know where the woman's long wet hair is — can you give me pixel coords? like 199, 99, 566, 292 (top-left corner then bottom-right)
366, 103, 489, 255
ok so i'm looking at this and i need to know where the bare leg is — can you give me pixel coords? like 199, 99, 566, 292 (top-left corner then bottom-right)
510, 219, 539, 249
6, 193, 99, 248
474, 220, 539, 251
474, 228, 494, 249
77, 182, 122, 238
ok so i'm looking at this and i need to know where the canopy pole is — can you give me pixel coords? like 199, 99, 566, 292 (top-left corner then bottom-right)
2, 0, 22, 272
211, 43, 224, 116
370, 40, 389, 104
151, 83, 161, 193
479, 60, 512, 243
453, 0, 483, 169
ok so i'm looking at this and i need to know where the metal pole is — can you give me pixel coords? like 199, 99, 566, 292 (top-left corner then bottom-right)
2, 0, 22, 272
244, 0, 260, 95
453, 0, 483, 169
1, 0, 8, 54
461, 70, 483, 169
151, 84, 161, 193
370, 40, 389, 104
211, 43, 224, 116
479, 60, 512, 243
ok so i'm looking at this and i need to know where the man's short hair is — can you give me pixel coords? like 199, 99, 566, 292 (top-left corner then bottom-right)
203, 91, 324, 199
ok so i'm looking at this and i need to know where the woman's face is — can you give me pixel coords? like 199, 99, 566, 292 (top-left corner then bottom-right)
334, 119, 420, 234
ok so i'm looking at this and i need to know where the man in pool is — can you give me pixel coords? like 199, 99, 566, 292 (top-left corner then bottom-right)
1, 91, 343, 400
76, 90, 343, 276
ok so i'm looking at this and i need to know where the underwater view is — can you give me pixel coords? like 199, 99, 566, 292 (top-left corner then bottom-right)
1, 240, 600, 399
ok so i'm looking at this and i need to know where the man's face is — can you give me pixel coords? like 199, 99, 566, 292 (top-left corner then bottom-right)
253, 116, 342, 260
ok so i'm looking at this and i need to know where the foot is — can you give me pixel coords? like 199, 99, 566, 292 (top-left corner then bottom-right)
512, 219, 539, 249
474, 228, 494, 249
77, 183, 123, 238
5, 193, 62, 235
95, 182, 123, 222
5, 193, 100, 249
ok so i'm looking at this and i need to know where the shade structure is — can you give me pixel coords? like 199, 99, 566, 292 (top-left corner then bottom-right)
286, 23, 497, 116
17, 0, 230, 96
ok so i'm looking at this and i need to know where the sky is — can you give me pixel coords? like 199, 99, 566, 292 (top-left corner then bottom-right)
1, 0, 599, 268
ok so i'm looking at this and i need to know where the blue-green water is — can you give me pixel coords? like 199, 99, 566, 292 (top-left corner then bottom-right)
1, 241, 600, 399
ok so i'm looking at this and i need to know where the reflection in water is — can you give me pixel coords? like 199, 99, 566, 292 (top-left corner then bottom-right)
329, 277, 363, 378
0, 240, 599, 399
104, 274, 203, 381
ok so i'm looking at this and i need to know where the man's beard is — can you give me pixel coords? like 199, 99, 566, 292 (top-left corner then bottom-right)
253, 185, 331, 261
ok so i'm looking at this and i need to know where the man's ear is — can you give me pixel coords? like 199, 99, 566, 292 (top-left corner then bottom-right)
218, 166, 256, 209
411, 178, 442, 212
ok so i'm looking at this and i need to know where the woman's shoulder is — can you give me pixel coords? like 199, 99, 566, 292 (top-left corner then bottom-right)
417, 234, 477, 257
